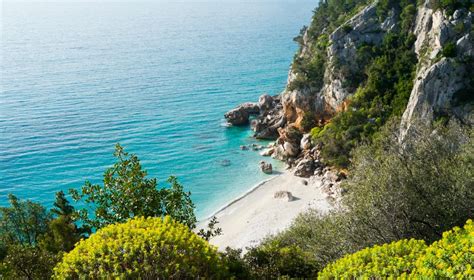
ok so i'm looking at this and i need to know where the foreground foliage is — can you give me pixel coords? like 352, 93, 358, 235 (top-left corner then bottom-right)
54, 216, 226, 279
411, 219, 474, 278
70, 144, 196, 230
318, 239, 427, 279
319, 220, 474, 279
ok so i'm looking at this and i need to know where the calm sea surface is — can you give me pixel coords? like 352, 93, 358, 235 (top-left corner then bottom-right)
1, 1, 314, 218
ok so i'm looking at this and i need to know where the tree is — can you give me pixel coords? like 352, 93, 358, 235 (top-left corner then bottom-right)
53, 216, 227, 279
70, 144, 196, 230
0, 194, 51, 246
40, 191, 88, 253
0, 196, 55, 279
1, 244, 58, 280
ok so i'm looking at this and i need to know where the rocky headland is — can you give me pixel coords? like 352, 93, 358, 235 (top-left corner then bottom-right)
225, 0, 473, 199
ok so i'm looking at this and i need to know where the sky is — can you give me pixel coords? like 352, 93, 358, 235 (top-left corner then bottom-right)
3, 0, 316, 2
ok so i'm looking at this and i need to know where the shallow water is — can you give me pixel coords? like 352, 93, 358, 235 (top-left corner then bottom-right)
0, 1, 314, 218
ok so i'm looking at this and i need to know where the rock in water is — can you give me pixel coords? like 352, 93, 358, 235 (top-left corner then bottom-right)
224, 102, 259, 125
274, 191, 294, 202
219, 159, 231, 167
259, 161, 273, 174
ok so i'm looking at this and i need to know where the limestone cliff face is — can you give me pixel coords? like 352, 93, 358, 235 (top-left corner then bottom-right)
400, 1, 473, 136
282, 0, 472, 137
282, 1, 396, 127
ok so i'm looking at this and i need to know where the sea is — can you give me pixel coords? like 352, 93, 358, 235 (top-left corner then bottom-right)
0, 1, 315, 219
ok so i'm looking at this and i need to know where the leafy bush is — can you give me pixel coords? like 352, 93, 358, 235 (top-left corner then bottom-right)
318, 239, 427, 279
431, 0, 473, 15
319, 220, 474, 278
70, 144, 196, 230
54, 216, 226, 279
243, 241, 319, 279
442, 42, 457, 58
269, 121, 473, 272
412, 219, 474, 278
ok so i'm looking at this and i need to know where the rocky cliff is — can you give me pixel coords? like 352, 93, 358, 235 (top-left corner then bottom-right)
225, 0, 473, 176
400, 1, 473, 137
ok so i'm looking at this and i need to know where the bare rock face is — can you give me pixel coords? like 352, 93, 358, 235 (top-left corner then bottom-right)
258, 94, 274, 112
400, 2, 473, 137
224, 102, 260, 125
282, 2, 395, 128
274, 191, 294, 202
300, 133, 312, 151
252, 95, 286, 140
259, 161, 273, 174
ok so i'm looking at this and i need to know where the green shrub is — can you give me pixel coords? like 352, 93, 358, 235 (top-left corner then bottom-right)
341, 24, 353, 33
70, 144, 196, 230
319, 220, 474, 279
53, 216, 226, 279
243, 241, 318, 279
267, 121, 473, 272
318, 239, 427, 279
411, 219, 474, 278
442, 42, 457, 58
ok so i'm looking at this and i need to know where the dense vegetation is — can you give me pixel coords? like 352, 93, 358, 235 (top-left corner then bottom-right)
319, 220, 474, 278
246, 120, 473, 278
70, 144, 196, 230
0, 145, 217, 279
54, 216, 226, 279
308, 0, 418, 168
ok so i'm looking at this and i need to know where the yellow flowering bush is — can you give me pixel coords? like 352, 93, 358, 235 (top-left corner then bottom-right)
318, 220, 474, 279
53, 216, 226, 279
318, 239, 427, 279
411, 219, 474, 279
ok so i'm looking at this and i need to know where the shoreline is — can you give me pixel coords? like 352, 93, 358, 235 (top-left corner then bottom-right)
198, 169, 333, 250
200, 173, 282, 222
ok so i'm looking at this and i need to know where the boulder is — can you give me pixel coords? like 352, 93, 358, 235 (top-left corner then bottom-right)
240, 145, 249, 151
259, 161, 273, 174
260, 148, 275, 157
294, 159, 315, 178
224, 102, 259, 125
300, 133, 312, 150
274, 191, 294, 202
258, 94, 274, 111
283, 142, 299, 157
271, 145, 287, 161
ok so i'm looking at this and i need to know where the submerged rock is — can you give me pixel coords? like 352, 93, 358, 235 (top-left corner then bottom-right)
219, 159, 231, 167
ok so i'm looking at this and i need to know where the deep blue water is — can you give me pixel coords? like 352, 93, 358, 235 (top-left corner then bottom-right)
0, 1, 314, 218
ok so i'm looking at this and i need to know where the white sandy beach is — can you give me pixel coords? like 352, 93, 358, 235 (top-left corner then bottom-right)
198, 170, 333, 250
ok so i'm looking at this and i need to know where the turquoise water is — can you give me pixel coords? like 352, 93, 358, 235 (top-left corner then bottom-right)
0, 2, 314, 218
